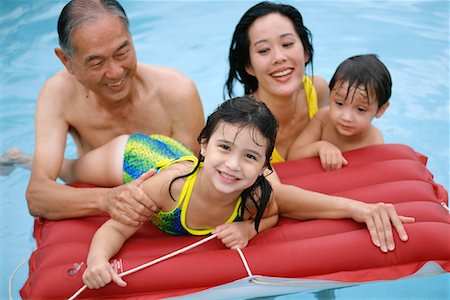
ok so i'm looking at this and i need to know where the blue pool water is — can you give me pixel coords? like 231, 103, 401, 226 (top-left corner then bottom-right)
0, 1, 448, 299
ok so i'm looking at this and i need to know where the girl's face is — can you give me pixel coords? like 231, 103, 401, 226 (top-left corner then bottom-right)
201, 122, 268, 196
329, 81, 388, 137
245, 13, 307, 97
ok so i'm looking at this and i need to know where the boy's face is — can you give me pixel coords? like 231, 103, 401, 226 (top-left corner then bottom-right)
329, 81, 388, 137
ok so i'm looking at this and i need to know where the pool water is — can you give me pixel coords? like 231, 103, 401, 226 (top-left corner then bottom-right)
0, 1, 448, 299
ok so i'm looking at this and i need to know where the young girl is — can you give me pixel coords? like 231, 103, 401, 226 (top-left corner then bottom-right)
73, 96, 279, 289
287, 54, 392, 170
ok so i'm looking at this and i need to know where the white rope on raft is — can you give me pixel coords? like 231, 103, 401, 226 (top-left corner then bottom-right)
236, 248, 253, 277
67, 233, 219, 300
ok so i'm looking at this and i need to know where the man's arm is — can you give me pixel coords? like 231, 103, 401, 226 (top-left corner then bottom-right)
26, 76, 156, 224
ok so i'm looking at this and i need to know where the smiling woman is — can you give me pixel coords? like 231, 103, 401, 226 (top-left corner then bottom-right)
1, 1, 448, 299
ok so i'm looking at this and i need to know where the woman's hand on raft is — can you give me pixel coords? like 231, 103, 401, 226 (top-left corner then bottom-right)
103, 170, 158, 227
350, 202, 415, 252
82, 257, 127, 289
213, 222, 255, 249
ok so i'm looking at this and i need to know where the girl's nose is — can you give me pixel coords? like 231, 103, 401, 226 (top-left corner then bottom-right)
225, 154, 241, 171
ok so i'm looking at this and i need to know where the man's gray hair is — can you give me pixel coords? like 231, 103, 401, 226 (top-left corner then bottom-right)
57, 0, 129, 56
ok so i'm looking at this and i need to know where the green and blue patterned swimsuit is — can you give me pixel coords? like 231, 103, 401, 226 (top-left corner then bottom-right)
123, 133, 242, 236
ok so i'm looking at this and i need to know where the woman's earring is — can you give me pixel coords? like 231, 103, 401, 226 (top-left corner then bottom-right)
200, 149, 205, 156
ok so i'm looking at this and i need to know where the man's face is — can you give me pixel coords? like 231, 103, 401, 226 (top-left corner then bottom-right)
66, 15, 137, 103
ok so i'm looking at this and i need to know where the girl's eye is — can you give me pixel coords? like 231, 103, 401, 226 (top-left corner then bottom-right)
246, 153, 257, 161
257, 48, 270, 54
283, 42, 294, 48
335, 101, 344, 106
358, 107, 367, 112
219, 144, 230, 151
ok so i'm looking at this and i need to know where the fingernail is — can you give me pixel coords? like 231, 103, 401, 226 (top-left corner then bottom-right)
401, 234, 408, 241
388, 243, 395, 251
381, 245, 387, 253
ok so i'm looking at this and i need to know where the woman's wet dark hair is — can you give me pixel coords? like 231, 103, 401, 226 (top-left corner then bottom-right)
329, 54, 392, 109
57, 0, 129, 56
170, 96, 279, 232
225, 1, 314, 98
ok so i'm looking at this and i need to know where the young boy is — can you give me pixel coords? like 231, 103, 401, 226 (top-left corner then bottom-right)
287, 54, 392, 170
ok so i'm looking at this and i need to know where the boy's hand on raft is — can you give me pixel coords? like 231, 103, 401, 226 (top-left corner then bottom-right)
318, 142, 348, 171
104, 170, 158, 226
83, 258, 127, 289
350, 202, 415, 252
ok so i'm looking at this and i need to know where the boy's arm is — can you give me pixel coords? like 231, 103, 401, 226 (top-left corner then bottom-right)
287, 111, 325, 160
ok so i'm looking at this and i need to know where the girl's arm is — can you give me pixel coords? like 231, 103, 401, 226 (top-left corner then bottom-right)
267, 173, 415, 253
213, 194, 279, 249
82, 219, 140, 289
82, 164, 186, 289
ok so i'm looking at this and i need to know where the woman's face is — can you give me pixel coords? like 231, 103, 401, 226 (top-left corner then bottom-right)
245, 13, 307, 98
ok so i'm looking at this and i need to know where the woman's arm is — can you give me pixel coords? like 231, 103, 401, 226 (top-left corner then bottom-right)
311, 75, 330, 108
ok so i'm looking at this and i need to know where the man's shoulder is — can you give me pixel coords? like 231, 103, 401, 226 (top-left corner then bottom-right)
43, 70, 78, 94
138, 63, 194, 92
137, 63, 197, 100
138, 63, 192, 85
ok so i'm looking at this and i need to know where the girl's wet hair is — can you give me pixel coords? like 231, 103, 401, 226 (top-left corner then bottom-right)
225, 1, 313, 98
57, 0, 129, 57
170, 96, 279, 232
329, 54, 392, 109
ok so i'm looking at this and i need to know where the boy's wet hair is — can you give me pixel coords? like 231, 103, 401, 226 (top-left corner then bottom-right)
329, 54, 392, 109
225, 1, 313, 98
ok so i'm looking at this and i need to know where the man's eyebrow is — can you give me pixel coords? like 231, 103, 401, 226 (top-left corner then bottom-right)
115, 40, 130, 52
84, 40, 130, 64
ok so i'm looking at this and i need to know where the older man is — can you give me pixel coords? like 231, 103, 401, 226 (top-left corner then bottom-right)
25, 0, 204, 226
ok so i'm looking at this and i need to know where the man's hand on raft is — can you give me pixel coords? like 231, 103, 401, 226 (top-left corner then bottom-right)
104, 170, 157, 226
351, 202, 415, 252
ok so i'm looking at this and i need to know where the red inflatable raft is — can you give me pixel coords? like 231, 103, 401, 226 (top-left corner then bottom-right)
20, 144, 450, 299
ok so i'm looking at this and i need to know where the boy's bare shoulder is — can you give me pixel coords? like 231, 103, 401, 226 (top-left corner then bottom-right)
314, 106, 331, 121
